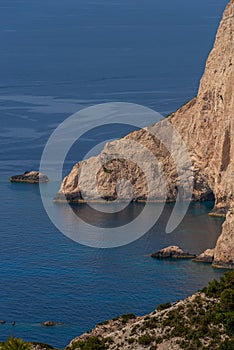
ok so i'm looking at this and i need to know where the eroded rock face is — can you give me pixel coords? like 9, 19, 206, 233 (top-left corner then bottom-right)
214, 205, 234, 269
193, 249, 215, 263
56, 1, 234, 268
169, 0, 234, 217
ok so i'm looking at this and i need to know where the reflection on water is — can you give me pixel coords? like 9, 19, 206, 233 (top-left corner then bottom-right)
70, 202, 145, 228
0, 180, 226, 347
53, 200, 223, 254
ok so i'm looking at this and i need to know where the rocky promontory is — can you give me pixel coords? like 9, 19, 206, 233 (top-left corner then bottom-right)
56, 0, 234, 269
10, 171, 49, 184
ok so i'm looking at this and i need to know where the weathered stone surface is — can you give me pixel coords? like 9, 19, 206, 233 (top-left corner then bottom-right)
151, 246, 196, 259
56, 1, 234, 268
193, 249, 215, 263
10, 171, 49, 184
31, 344, 54, 350
214, 204, 234, 269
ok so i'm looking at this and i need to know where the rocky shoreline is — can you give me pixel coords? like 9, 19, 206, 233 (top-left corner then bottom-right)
150, 246, 233, 268
1, 270, 233, 350
54, 0, 234, 269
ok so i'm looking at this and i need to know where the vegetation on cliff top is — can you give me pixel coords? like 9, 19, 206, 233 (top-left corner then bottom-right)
65, 270, 234, 350
0, 270, 233, 350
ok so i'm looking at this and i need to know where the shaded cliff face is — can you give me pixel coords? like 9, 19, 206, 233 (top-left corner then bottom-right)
168, 0, 234, 268
57, 0, 234, 267
169, 0, 234, 215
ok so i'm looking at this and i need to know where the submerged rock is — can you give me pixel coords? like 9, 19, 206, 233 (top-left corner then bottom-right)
42, 321, 58, 327
151, 245, 196, 259
10, 171, 49, 184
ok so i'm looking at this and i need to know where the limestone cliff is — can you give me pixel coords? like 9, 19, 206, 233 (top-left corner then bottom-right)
56, 0, 234, 268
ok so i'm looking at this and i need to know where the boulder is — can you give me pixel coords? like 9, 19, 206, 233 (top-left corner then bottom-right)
151, 246, 196, 259
193, 249, 214, 263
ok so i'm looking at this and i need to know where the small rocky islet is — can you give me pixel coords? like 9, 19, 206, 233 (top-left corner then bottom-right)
10, 171, 49, 184
150, 246, 216, 264
150, 246, 196, 259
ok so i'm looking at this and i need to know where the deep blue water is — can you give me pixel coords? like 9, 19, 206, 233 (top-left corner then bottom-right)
0, 0, 229, 348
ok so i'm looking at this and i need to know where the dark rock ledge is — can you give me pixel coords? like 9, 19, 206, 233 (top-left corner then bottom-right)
10, 171, 49, 184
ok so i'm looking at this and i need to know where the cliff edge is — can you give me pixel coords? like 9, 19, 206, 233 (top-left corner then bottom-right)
56, 0, 234, 268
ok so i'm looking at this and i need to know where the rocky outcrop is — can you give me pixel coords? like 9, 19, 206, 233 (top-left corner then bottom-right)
56, 1, 234, 268
193, 249, 215, 263
213, 204, 234, 268
10, 171, 49, 184
31, 346, 53, 350
151, 246, 196, 259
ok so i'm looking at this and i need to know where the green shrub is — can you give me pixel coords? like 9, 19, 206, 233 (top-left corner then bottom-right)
149, 346, 157, 350
127, 338, 135, 344
203, 270, 234, 298
0, 337, 31, 350
155, 336, 163, 344
218, 339, 234, 350
69, 337, 107, 350
120, 314, 136, 324
143, 317, 158, 329
112, 313, 136, 324
157, 302, 171, 311
220, 288, 234, 311
138, 334, 154, 345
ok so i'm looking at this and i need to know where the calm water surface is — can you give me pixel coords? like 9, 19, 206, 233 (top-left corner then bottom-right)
0, 0, 228, 347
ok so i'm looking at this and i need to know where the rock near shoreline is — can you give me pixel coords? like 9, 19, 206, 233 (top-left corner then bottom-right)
151, 246, 196, 259
193, 249, 215, 263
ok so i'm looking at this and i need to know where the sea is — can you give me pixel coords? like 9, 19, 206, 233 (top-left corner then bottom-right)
0, 0, 229, 348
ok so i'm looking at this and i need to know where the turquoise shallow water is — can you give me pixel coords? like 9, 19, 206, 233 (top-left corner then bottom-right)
0, 0, 229, 347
